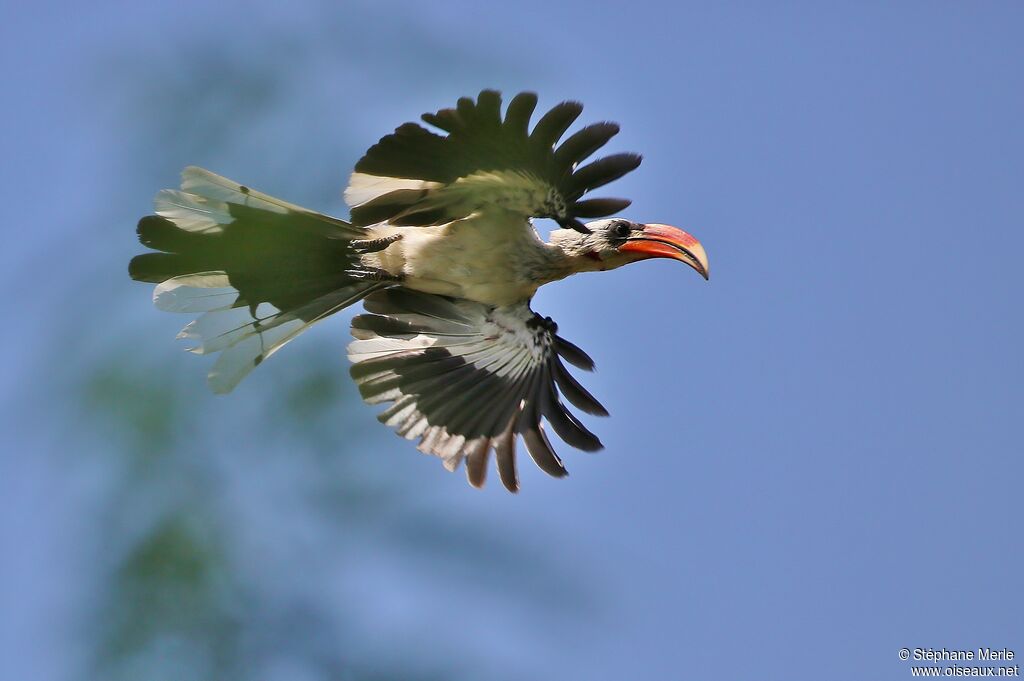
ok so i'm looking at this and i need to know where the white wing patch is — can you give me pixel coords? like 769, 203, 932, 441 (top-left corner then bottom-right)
344, 172, 442, 208
346, 169, 553, 226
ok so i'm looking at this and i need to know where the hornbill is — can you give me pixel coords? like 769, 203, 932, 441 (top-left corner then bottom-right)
129, 90, 709, 491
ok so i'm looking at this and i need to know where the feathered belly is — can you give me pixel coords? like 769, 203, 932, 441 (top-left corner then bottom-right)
364, 217, 557, 307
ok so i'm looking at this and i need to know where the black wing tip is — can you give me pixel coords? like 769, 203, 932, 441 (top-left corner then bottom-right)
419, 89, 541, 131
503, 91, 539, 129
553, 122, 623, 169
580, 431, 603, 450
567, 153, 644, 199
421, 109, 457, 132
550, 468, 569, 479
552, 99, 584, 114
589, 151, 643, 171
507, 90, 538, 104
584, 151, 643, 168
572, 197, 633, 219
554, 337, 597, 372
530, 99, 585, 150
500, 476, 520, 493
476, 88, 502, 104
555, 423, 603, 452
559, 218, 591, 234
352, 121, 448, 181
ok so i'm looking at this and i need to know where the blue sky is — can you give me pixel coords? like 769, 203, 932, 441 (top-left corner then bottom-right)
2, 1, 1022, 680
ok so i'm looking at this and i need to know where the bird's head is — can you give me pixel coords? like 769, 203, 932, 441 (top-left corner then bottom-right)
550, 219, 709, 280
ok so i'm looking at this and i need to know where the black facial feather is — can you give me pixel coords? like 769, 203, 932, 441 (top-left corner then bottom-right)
609, 220, 633, 240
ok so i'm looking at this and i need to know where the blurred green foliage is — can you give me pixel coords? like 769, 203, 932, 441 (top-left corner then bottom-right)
62, 9, 580, 680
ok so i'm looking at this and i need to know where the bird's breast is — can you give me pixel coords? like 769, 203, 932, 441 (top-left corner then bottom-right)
364, 214, 560, 307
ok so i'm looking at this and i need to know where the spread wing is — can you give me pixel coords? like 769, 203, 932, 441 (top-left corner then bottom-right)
347, 289, 608, 491
345, 90, 642, 233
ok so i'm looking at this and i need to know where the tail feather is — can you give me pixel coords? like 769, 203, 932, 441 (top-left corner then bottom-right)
131, 167, 388, 392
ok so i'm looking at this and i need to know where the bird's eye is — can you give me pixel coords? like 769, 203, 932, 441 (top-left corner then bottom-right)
611, 221, 632, 239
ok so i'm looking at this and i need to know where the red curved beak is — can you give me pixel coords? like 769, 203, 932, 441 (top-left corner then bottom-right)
619, 223, 709, 280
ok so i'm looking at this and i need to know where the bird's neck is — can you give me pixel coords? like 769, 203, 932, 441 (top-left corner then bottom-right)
532, 241, 606, 285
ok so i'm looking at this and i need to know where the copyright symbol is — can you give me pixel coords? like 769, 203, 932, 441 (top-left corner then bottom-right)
899, 649, 911, 660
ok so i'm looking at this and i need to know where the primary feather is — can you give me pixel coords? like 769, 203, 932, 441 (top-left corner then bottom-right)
348, 290, 606, 492
347, 89, 639, 232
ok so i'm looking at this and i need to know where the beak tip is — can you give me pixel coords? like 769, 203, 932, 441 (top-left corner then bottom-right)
621, 223, 709, 280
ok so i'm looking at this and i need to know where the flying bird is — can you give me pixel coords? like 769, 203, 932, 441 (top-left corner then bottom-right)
129, 90, 708, 491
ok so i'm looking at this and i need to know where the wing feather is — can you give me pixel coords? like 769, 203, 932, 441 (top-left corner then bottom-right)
464, 438, 491, 489
502, 92, 538, 137
346, 90, 642, 232
493, 418, 519, 492
515, 368, 568, 478
566, 153, 644, 198
529, 101, 583, 151
553, 122, 620, 168
539, 361, 603, 452
553, 360, 609, 416
554, 336, 596, 371
347, 292, 607, 490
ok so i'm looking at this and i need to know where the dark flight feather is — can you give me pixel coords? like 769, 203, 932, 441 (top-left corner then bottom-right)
348, 90, 642, 229
347, 291, 608, 490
